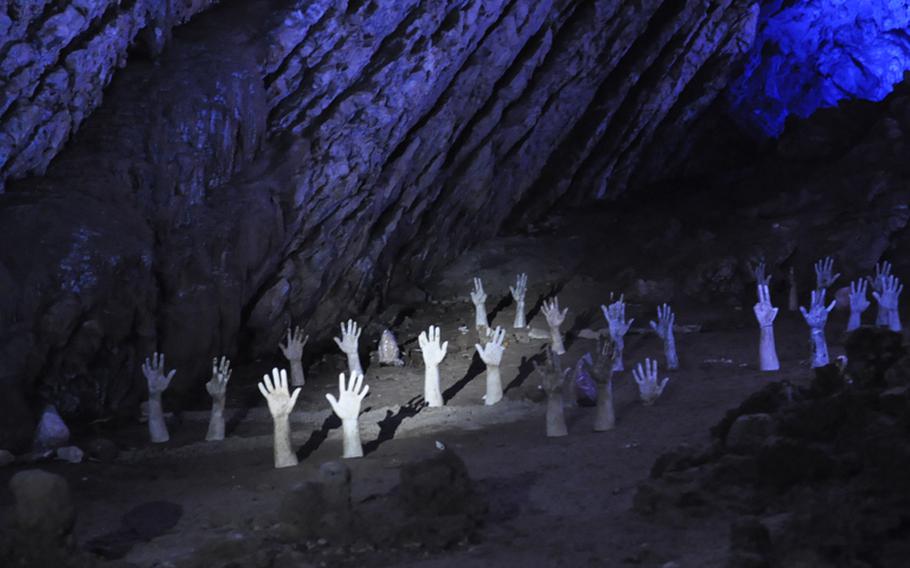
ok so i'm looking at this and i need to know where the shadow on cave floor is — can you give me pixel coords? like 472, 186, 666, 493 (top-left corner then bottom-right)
503, 348, 547, 394
487, 293, 514, 327
296, 413, 343, 461
526, 281, 566, 322
443, 352, 487, 403
85, 501, 183, 560
363, 395, 427, 455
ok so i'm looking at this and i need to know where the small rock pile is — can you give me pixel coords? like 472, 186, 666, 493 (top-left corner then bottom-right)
634, 327, 910, 567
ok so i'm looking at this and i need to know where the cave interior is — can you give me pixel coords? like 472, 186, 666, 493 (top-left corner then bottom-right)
2, 0, 910, 566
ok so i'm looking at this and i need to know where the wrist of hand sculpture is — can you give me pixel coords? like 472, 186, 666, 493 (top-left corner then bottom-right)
142, 352, 176, 444
759, 326, 780, 371
810, 329, 830, 367
326, 372, 369, 459
542, 297, 568, 356
471, 277, 489, 329
510, 273, 528, 328
205, 356, 231, 441
754, 284, 780, 371
584, 338, 617, 432
258, 368, 301, 468
334, 320, 363, 376
419, 326, 448, 407
536, 349, 569, 437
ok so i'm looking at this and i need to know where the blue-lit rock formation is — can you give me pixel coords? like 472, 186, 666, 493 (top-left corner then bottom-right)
0, 0, 219, 189
0, 0, 758, 449
726, 0, 910, 137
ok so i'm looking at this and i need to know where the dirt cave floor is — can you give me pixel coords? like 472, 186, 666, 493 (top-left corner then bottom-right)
0, 208, 880, 568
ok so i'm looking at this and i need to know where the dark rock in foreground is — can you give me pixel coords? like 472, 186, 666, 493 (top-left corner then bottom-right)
635, 327, 910, 567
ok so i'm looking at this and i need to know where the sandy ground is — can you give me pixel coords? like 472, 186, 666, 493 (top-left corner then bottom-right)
1, 214, 859, 567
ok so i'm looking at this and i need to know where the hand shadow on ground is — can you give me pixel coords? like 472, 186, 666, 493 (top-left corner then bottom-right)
443, 351, 486, 403
363, 395, 428, 455
503, 347, 548, 394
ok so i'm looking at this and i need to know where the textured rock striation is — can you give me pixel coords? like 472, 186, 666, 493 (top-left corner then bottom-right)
0, 0, 759, 445
0, 0, 219, 190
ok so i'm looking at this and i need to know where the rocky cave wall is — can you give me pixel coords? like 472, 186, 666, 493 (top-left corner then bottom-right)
0, 0, 760, 449
0, 0, 220, 189
725, 0, 910, 137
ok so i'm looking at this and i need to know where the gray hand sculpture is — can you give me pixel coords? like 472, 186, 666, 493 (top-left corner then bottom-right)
279, 326, 309, 387
205, 356, 231, 441
142, 353, 176, 443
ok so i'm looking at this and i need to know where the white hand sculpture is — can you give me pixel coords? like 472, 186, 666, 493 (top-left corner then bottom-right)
326, 372, 369, 459
205, 356, 231, 441
872, 274, 903, 332
470, 277, 489, 330
846, 279, 870, 332
788, 266, 799, 311
649, 303, 679, 370
142, 352, 176, 443
752, 261, 771, 286
510, 273, 528, 328
377, 329, 405, 366
419, 325, 448, 407
814, 256, 841, 290
753, 284, 780, 371
632, 358, 669, 406
536, 349, 570, 437
583, 338, 617, 431
868, 261, 893, 326
258, 368, 301, 468
475, 326, 506, 406
279, 325, 309, 387
800, 289, 837, 368
541, 296, 568, 355
333, 319, 363, 376
601, 294, 633, 371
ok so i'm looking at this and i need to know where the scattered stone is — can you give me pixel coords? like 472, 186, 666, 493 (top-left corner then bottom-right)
0, 449, 14, 467
85, 438, 119, 462
9, 469, 75, 547
528, 328, 550, 340
55, 446, 84, 464
33, 405, 70, 451
577, 328, 605, 340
